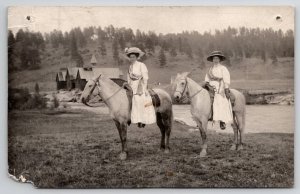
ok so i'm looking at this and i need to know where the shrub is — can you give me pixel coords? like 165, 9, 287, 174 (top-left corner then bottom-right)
21, 94, 47, 110
8, 87, 47, 110
53, 94, 60, 108
8, 87, 31, 110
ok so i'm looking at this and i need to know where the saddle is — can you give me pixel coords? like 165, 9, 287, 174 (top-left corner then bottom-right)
203, 83, 235, 121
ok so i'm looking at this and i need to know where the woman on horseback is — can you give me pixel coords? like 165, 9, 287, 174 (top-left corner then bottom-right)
205, 51, 233, 130
125, 47, 156, 128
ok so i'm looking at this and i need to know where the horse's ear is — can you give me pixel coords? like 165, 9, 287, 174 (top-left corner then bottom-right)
97, 74, 102, 80
93, 74, 101, 82
182, 72, 191, 78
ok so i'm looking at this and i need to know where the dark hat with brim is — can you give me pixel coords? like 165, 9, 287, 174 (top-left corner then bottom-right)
207, 51, 226, 62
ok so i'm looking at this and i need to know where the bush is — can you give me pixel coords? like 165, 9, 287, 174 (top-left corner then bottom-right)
53, 94, 60, 108
21, 94, 47, 110
8, 87, 47, 110
8, 87, 31, 110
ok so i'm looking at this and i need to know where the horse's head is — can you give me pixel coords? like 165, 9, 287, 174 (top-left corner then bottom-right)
172, 72, 190, 102
80, 74, 101, 105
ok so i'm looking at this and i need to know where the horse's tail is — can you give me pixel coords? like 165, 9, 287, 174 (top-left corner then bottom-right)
242, 104, 246, 130
153, 88, 173, 130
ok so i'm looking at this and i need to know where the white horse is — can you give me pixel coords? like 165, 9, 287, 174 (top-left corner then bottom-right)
172, 72, 246, 157
80, 75, 173, 160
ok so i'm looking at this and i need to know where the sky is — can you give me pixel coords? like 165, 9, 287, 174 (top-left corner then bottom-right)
8, 6, 294, 35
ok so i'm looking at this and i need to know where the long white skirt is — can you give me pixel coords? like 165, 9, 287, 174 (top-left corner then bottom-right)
131, 94, 156, 124
213, 94, 233, 123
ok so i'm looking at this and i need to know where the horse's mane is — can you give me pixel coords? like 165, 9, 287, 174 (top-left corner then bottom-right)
110, 78, 127, 87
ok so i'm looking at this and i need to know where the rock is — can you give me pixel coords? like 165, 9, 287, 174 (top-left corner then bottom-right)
265, 94, 294, 105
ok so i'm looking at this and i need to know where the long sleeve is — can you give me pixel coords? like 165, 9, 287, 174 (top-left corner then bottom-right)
205, 73, 210, 82
222, 66, 230, 88
140, 62, 149, 82
127, 73, 131, 85
140, 62, 149, 92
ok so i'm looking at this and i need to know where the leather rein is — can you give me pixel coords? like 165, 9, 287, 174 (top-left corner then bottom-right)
84, 79, 124, 107
175, 78, 203, 102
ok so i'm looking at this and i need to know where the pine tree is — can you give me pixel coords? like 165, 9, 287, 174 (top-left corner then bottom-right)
118, 36, 126, 50
178, 37, 183, 53
270, 51, 278, 65
223, 50, 232, 67
145, 37, 155, 52
112, 39, 119, 65
170, 47, 177, 57
8, 30, 15, 72
159, 48, 166, 67
99, 40, 106, 57
261, 50, 267, 63
70, 31, 84, 67
185, 44, 193, 59
35, 82, 40, 94
196, 48, 205, 69
76, 54, 84, 67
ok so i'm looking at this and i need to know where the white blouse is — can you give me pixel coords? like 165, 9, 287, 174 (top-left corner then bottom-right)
205, 63, 230, 88
128, 61, 148, 84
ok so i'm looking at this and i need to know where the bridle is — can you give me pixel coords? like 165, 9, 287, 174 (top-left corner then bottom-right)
175, 78, 188, 101
175, 78, 203, 101
85, 77, 124, 106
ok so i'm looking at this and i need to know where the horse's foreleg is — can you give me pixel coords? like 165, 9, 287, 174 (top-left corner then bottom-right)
230, 113, 238, 150
198, 118, 208, 158
165, 128, 171, 154
114, 120, 128, 160
236, 112, 245, 151
156, 112, 166, 151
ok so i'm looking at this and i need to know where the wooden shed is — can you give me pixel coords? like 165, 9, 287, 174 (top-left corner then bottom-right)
66, 67, 79, 91
56, 70, 67, 90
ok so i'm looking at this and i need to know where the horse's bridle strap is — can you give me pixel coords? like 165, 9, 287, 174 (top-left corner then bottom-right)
176, 78, 203, 101
91, 79, 124, 103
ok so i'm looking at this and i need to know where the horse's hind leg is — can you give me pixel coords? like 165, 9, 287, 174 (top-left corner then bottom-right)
163, 109, 172, 153
156, 110, 172, 154
156, 112, 166, 151
114, 120, 128, 160
236, 112, 245, 151
230, 112, 238, 151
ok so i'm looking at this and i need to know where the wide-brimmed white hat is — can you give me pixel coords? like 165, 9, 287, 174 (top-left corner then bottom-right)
124, 47, 145, 59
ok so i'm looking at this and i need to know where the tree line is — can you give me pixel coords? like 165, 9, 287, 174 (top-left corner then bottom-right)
8, 25, 294, 71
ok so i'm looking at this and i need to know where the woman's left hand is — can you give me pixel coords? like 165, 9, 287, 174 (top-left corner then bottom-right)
225, 88, 230, 99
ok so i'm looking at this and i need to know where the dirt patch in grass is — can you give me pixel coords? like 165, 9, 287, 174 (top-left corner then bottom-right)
8, 110, 294, 188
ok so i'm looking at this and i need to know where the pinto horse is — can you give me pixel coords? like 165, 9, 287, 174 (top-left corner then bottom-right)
172, 72, 246, 157
80, 75, 173, 160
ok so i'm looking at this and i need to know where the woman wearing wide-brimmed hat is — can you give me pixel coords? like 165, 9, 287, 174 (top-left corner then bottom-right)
205, 51, 233, 130
125, 47, 156, 128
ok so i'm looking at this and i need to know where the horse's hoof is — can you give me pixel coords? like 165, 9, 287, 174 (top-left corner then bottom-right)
119, 152, 127, 160
164, 149, 170, 154
237, 144, 244, 151
230, 144, 237, 151
199, 149, 207, 158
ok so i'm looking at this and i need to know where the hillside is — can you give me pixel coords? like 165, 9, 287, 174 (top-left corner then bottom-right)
8, 41, 294, 92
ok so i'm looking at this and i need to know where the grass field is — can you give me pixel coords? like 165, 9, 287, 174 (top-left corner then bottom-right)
8, 109, 294, 188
